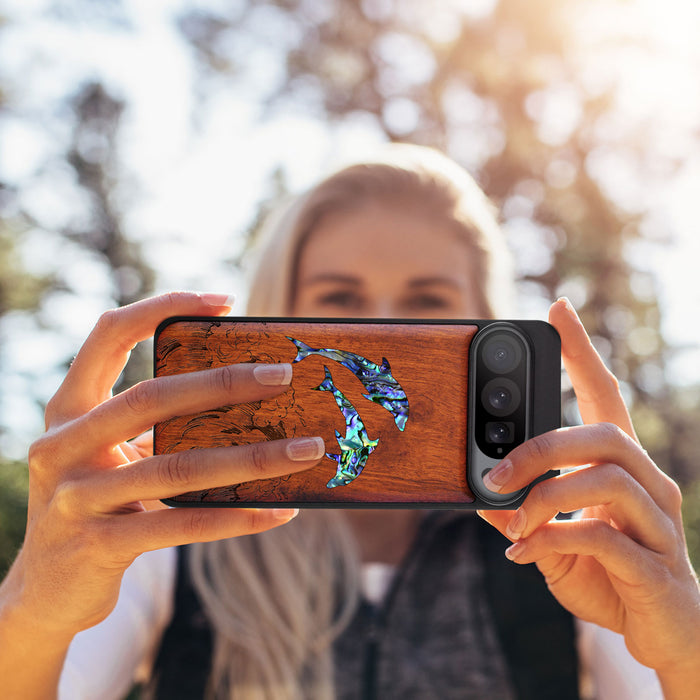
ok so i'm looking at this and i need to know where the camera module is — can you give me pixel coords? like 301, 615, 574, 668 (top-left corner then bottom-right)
467, 320, 560, 507
470, 323, 531, 463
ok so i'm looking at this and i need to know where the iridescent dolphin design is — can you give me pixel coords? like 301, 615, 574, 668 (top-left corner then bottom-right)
313, 366, 380, 488
287, 337, 409, 431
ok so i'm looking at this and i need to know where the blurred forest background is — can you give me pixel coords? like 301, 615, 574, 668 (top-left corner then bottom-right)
1, 0, 700, 575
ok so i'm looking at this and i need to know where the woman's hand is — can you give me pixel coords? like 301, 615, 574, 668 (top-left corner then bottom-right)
1, 292, 325, 642
478, 298, 700, 696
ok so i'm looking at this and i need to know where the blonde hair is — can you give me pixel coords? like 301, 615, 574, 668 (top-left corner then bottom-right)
188, 512, 359, 700
188, 144, 514, 699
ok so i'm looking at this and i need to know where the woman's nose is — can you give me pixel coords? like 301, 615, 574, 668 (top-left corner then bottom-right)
365, 299, 400, 318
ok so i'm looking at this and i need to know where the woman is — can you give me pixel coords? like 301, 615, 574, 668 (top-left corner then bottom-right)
0, 145, 697, 699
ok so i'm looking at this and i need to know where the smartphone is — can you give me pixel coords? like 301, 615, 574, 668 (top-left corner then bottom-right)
153, 317, 560, 509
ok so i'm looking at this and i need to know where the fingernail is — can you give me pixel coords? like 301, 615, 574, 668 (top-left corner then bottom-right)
557, 296, 578, 319
506, 509, 527, 540
199, 293, 236, 309
483, 460, 512, 493
254, 363, 292, 386
273, 508, 299, 521
286, 437, 325, 462
505, 541, 527, 561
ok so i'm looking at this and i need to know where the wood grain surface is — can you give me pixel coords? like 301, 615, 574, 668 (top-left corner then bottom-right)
154, 319, 479, 505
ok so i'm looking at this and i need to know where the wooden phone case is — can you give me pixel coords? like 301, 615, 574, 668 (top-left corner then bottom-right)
153, 317, 558, 508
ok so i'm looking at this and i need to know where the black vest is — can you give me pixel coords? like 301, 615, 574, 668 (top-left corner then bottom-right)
148, 514, 579, 699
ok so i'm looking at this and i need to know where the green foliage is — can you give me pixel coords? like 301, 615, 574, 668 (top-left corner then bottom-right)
682, 478, 700, 572
0, 223, 54, 316
0, 460, 28, 577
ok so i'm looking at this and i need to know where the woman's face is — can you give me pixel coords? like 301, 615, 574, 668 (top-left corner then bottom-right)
293, 202, 485, 319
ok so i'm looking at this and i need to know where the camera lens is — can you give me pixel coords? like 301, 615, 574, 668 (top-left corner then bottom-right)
481, 378, 521, 417
489, 387, 510, 411
486, 421, 514, 444
482, 334, 523, 374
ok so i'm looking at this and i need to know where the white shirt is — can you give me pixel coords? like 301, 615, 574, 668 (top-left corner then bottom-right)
59, 548, 663, 700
